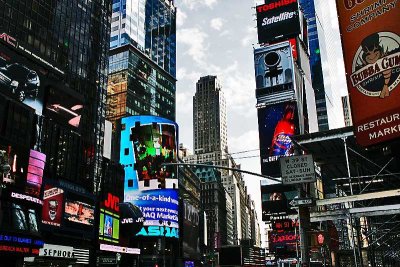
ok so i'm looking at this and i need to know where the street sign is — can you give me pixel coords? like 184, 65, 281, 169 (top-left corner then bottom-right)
290, 198, 315, 207
280, 154, 316, 184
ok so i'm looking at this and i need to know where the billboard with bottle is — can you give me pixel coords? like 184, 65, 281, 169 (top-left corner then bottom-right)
257, 101, 300, 177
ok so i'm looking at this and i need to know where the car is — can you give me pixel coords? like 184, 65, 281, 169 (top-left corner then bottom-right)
0, 63, 40, 102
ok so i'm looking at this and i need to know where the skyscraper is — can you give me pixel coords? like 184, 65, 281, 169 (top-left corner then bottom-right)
299, 0, 329, 131
107, 0, 176, 123
193, 76, 227, 154
186, 75, 256, 245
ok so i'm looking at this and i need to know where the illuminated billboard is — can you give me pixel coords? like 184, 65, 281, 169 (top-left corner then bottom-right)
254, 41, 296, 104
0, 143, 28, 186
25, 150, 46, 198
268, 231, 299, 252
0, 33, 63, 116
257, 101, 299, 177
99, 193, 120, 245
335, 1, 400, 146
44, 86, 84, 129
260, 181, 297, 220
256, 0, 300, 44
120, 116, 179, 238
42, 185, 64, 227
64, 199, 95, 226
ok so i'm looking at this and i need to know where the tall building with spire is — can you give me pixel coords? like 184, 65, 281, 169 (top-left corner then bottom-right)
193, 75, 227, 154
185, 75, 257, 245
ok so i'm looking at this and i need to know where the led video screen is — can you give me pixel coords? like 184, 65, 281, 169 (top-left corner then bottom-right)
0, 36, 48, 115
0, 142, 28, 187
45, 86, 84, 129
260, 182, 297, 220
99, 210, 120, 244
25, 150, 46, 197
257, 102, 299, 177
64, 199, 95, 226
120, 116, 179, 238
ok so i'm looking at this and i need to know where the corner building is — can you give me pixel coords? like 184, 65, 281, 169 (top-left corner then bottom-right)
0, 0, 111, 266
107, 0, 176, 124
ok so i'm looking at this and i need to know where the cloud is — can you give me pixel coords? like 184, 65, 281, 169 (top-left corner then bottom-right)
179, 0, 218, 10
176, 9, 187, 27
210, 18, 224, 31
241, 27, 257, 47
177, 27, 208, 65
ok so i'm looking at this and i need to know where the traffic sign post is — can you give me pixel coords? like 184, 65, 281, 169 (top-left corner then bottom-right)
290, 198, 315, 207
280, 155, 316, 185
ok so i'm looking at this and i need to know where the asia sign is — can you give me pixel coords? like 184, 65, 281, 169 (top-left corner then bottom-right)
256, 0, 301, 44
280, 154, 316, 184
120, 116, 179, 238
335, 0, 400, 146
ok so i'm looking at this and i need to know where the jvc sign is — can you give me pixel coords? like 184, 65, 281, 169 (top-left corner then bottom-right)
280, 154, 316, 185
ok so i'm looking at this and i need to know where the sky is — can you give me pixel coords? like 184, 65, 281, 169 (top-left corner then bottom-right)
174, 0, 347, 244
174, 0, 266, 235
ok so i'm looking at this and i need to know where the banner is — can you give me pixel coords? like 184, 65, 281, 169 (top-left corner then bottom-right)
336, 0, 400, 146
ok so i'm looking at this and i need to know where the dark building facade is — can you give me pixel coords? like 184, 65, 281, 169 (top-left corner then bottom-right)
0, 0, 111, 266
194, 165, 228, 251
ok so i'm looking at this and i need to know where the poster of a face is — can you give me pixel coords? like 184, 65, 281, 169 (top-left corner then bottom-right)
42, 185, 64, 227
260, 181, 297, 220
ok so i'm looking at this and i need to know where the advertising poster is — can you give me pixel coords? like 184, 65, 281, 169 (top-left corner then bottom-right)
256, 0, 300, 44
0, 34, 56, 115
120, 116, 179, 238
182, 201, 200, 259
42, 185, 64, 227
257, 102, 299, 177
99, 193, 120, 245
64, 199, 95, 226
335, 0, 400, 146
44, 86, 84, 129
260, 181, 297, 220
254, 42, 295, 102
25, 150, 46, 197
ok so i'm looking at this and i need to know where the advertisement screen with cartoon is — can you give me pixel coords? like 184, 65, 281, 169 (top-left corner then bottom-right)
336, 0, 400, 146
120, 116, 179, 238
257, 102, 299, 177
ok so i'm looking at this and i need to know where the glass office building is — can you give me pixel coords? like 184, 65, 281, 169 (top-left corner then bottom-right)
299, 0, 330, 131
110, 0, 176, 77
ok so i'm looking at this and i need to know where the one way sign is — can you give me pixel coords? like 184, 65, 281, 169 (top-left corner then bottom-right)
289, 198, 315, 207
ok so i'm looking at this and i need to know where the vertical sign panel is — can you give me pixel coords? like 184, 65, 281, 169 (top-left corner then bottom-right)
335, 0, 400, 146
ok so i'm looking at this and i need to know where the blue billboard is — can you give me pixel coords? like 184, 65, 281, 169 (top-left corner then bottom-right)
120, 116, 179, 238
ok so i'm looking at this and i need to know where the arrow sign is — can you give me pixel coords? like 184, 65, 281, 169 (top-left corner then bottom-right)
290, 198, 315, 207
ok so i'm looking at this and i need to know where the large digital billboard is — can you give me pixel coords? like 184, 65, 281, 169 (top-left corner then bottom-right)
335, 1, 400, 147
260, 181, 297, 220
25, 150, 46, 198
64, 199, 95, 226
257, 101, 299, 177
254, 41, 296, 104
256, 0, 300, 44
0, 33, 63, 116
120, 116, 179, 238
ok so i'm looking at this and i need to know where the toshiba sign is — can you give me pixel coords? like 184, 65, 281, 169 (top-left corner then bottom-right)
256, 0, 300, 44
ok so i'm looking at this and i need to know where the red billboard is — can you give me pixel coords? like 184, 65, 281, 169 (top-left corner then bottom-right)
42, 185, 64, 227
335, 0, 400, 146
